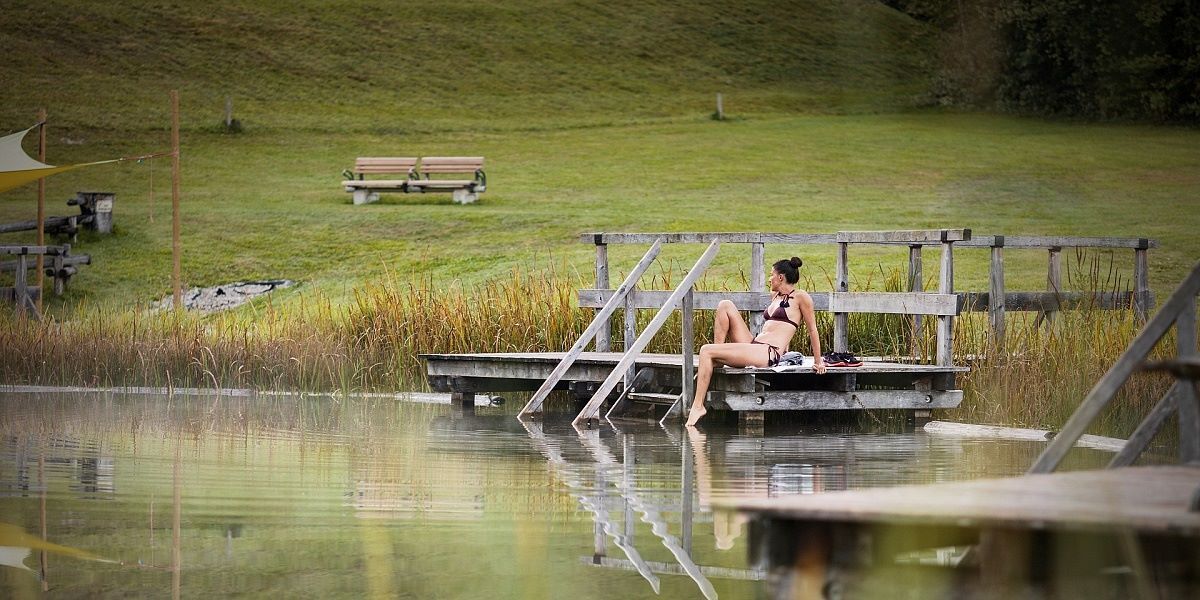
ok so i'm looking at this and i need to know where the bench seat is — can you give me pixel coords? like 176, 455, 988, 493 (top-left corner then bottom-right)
343, 156, 486, 204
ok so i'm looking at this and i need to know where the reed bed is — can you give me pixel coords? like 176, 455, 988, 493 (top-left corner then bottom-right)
0, 260, 1186, 437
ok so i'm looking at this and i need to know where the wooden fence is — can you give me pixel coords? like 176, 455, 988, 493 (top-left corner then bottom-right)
583, 231, 1158, 358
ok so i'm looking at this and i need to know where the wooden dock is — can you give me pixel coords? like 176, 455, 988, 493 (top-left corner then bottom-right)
420, 229, 1160, 424
722, 261, 1200, 598
423, 351, 966, 419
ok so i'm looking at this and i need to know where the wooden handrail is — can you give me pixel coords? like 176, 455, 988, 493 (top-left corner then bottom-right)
517, 239, 663, 418
1029, 261, 1200, 474
572, 241, 721, 427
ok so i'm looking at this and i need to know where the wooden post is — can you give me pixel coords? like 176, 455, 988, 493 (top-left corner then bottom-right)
171, 90, 182, 310
908, 245, 923, 359
1133, 245, 1150, 322
36, 108, 46, 311
751, 241, 765, 334
224, 96, 233, 129
623, 284, 637, 386
1046, 246, 1062, 325
1178, 294, 1199, 463
682, 288, 695, 420
715, 93, 724, 120
989, 237, 1005, 349
14, 253, 28, 316
595, 242, 611, 352
936, 240, 954, 367
834, 241, 849, 353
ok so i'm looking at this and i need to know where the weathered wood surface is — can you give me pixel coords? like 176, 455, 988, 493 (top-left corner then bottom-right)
709, 389, 963, 411
518, 239, 662, 417
580, 289, 957, 316
924, 421, 1126, 452
960, 235, 1156, 249
723, 465, 1200, 535
0, 253, 89, 273
835, 229, 970, 243
582, 232, 837, 245
422, 352, 968, 375
574, 241, 721, 425
937, 242, 954, 366
1030, 262, 1200, 473
1109, 382, 1181, 468
0, 245, 72, 256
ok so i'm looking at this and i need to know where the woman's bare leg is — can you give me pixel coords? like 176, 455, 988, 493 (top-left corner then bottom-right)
714, 300, 754, 344
686, 342, 769, 427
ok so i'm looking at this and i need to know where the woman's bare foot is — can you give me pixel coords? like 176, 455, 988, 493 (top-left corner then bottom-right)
685, 405, 707, 427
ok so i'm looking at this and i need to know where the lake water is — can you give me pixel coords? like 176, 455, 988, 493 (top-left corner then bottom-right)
0, 391, 1114, 599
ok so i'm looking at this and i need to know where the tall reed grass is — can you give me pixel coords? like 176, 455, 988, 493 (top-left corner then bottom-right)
0, 258, 1187, 437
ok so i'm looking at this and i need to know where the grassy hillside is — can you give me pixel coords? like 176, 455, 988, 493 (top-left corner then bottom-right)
0, 0, 935, 133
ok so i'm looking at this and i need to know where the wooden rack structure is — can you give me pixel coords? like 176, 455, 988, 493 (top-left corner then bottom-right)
723, 260, 1200, 598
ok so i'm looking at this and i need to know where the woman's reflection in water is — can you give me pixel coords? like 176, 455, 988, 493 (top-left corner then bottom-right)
686, 428, 749, 551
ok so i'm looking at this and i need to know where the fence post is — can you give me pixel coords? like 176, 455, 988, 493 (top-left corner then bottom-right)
595, 241, 610, 352
750, 241, 765, 334
834, 241, 849, 353
1134, 243, 1150, 322
908, 245, 923, 359
989, 238, 1006, 349
682, 288, 695, 419
1046, 246, 1062, 325
1177, 294, 1199, 462
624, 284, 637, 386
937, 239, 954, 366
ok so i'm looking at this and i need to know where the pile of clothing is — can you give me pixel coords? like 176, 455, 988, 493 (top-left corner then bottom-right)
821, 352, 863, 367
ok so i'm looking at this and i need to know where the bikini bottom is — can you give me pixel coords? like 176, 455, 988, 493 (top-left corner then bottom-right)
751, 339, 783, 367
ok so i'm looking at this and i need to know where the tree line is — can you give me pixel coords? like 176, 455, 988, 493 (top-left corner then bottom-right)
886, 0, 1200, 122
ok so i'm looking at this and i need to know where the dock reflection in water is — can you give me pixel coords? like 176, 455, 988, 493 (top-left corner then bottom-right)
0, 391, 1083, 598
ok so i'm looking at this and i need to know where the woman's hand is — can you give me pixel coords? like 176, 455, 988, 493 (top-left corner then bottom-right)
813, 357, 827, 374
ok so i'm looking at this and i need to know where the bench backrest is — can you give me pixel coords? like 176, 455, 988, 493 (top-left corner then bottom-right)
354, 157, 418, 175
418, 156, 484, 175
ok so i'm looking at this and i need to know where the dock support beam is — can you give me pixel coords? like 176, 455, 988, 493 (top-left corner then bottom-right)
1045, 246, 1062, 326
834, 241, 849, 353
1177, 293, 1198, 463
751, 241, 765, 334
989, 238, 1005, 348
937, 240, 954, 367
1134, 244, 1151, 322
908, 245, 923, 359
595, 242, 610, 352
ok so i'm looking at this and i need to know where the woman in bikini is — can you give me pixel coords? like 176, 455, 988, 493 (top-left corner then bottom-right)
685, 257, 825, 427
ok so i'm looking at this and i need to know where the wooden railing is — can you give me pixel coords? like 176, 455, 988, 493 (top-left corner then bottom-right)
584, 231, 1158, 358
584, 230, 968, 367
1029, 261, 1199, 473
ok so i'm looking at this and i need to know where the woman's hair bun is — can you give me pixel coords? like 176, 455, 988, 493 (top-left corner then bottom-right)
789, 257, 803, 269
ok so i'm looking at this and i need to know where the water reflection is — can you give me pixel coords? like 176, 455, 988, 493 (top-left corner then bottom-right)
0, 391, 1074, 599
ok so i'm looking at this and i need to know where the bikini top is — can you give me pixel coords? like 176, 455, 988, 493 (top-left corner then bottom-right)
762, 292, 801, 329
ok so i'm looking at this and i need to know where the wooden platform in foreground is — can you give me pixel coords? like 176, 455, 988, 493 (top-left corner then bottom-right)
723, 465, 1200, 535
421, 352, 967, 414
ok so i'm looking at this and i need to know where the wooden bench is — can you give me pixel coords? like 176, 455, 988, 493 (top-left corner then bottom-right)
341, 156, 487, 205
341, 157, 418, 205
408, 157, 487, 204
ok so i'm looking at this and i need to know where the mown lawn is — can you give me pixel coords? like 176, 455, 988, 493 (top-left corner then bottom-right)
1, 111, 1197, 314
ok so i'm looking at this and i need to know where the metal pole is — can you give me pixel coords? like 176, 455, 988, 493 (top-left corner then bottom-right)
36, 108, 46, 311
171, 90, 182, 310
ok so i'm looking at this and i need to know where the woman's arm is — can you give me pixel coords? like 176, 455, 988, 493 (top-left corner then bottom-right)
796, 292, 826, 374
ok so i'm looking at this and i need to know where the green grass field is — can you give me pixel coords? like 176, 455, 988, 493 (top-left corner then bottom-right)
1, 112, 1197, 311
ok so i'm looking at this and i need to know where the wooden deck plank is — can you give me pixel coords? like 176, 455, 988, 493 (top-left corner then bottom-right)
720, 465, 1200, 535
420, 352, 968, 374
